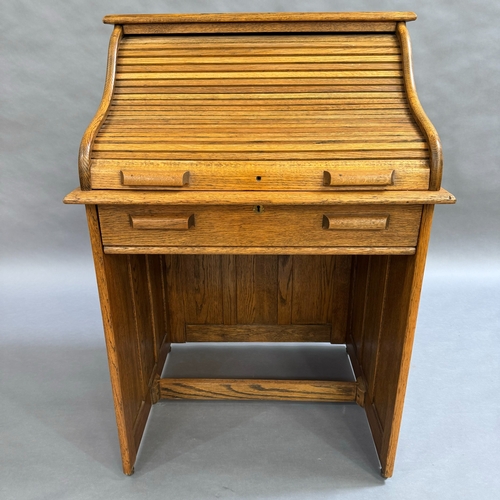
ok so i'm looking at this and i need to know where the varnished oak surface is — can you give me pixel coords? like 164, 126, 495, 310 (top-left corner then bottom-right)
159, 378, 358, 402
103, 246, 417, 255
68, 12, 455, 479
98, 204, 422, 248
64, 187, 455, 205
104, 12, 417, 24
79, 24, 442, 192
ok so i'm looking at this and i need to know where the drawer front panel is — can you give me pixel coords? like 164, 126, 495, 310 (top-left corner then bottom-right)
99, 204, 422, 248
91, 159, 430, 191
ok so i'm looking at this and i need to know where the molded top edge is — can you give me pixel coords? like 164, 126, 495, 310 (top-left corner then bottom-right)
103, 12, 417, 25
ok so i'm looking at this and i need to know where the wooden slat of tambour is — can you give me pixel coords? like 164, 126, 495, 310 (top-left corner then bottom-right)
117, 56, 401, 65
112, 91, 404, 100
100, 125, 421, 134
118, 42, 399, 51
121, 22, 398, 35
92, 141, 427, 152
105, 112, 411, 120
120, 40, 399, 49
92, 151, 429, 160
110, 98, 408, 105
114, 78, 404, 87
95, 139, 424, 148
116, 71, 403, 80
96, 132, 423, 141
98, 133, 423, 141
122, 22, 397, 35
114, 85, 405, 94
101, 119, 419, 127
102, 123, 417, 129
121, 34, 399, 44
119, 45, 399, 54
117, 64, 401, 73
101, 120, 419, 127
119, 48, 400, 58
103, 112, 415, 119
105, 105, 412, 113
107, 106, 409, 114
103, 119, 416, 127
109, 100, 408, 108
107, 107, 410, 114
109, 103, 409, 111
105, 114, 411, 122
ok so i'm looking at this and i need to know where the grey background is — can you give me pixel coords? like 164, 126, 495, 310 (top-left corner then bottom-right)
1, 1, 499, 499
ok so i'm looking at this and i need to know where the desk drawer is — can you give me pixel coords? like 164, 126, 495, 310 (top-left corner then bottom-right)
99, 205, 422, 248
91, 160, 430, 191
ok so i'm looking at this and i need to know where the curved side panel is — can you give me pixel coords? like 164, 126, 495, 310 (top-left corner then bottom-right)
397, 22, 443, 191
78, 25, 122, 190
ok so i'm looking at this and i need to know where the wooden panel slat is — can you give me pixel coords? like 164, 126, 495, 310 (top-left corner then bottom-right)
158, 378, 357, 401
185, 324, 331, 342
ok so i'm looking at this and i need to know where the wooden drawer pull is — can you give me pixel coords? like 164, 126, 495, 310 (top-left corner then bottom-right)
323, 170, 394, 187
121, 170, 190, 187
130, 214, 195, 230
322, 215, 388, 231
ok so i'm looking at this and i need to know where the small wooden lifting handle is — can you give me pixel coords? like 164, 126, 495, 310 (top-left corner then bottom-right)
323, 170, 394, 188
121, 170, 190, 187
130, 214, 195, 230
322, 215, 388, 231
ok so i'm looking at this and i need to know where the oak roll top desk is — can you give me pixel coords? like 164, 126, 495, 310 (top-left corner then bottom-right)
64, 12, 455, 478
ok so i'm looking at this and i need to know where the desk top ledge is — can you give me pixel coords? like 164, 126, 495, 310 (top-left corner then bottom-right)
64, 188, 455, 206
103, 12, 417, 25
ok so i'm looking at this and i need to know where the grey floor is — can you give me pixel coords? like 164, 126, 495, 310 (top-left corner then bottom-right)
1, 259, 499, 500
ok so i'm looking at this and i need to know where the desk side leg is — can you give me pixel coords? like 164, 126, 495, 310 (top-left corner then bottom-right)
86, 205, 170, 475
347, 205, 434, 478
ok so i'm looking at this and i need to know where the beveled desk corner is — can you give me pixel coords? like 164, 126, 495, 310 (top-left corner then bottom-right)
65, 11, 455, 478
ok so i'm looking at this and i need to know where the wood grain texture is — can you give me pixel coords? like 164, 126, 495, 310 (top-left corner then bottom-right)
92, 160, 428, 191
397, 22, 443, 190
70, 14, 454, 479
379, 204, 436, 478
291, 256, 335, 325
345, 206, 436, 478
130, 214, 195, 230
88, 30, 432, 188
323, 214, 388, 230
85, 206, 135, 475
159, 378, 357, 401
98, 205, 422, 248
64, 188, 456, 205
104, 245, 417, 256
122, 22, 398, 35
121, 169, 190, 187
159, 255, 350, 343
323, 169, 394, 188
185, 324, 331, 342
236, 256, 278, 324
104, 12, 417, 24
78, 26, 122, 190
85, 207, 171, 475
331, 256, 352, 343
